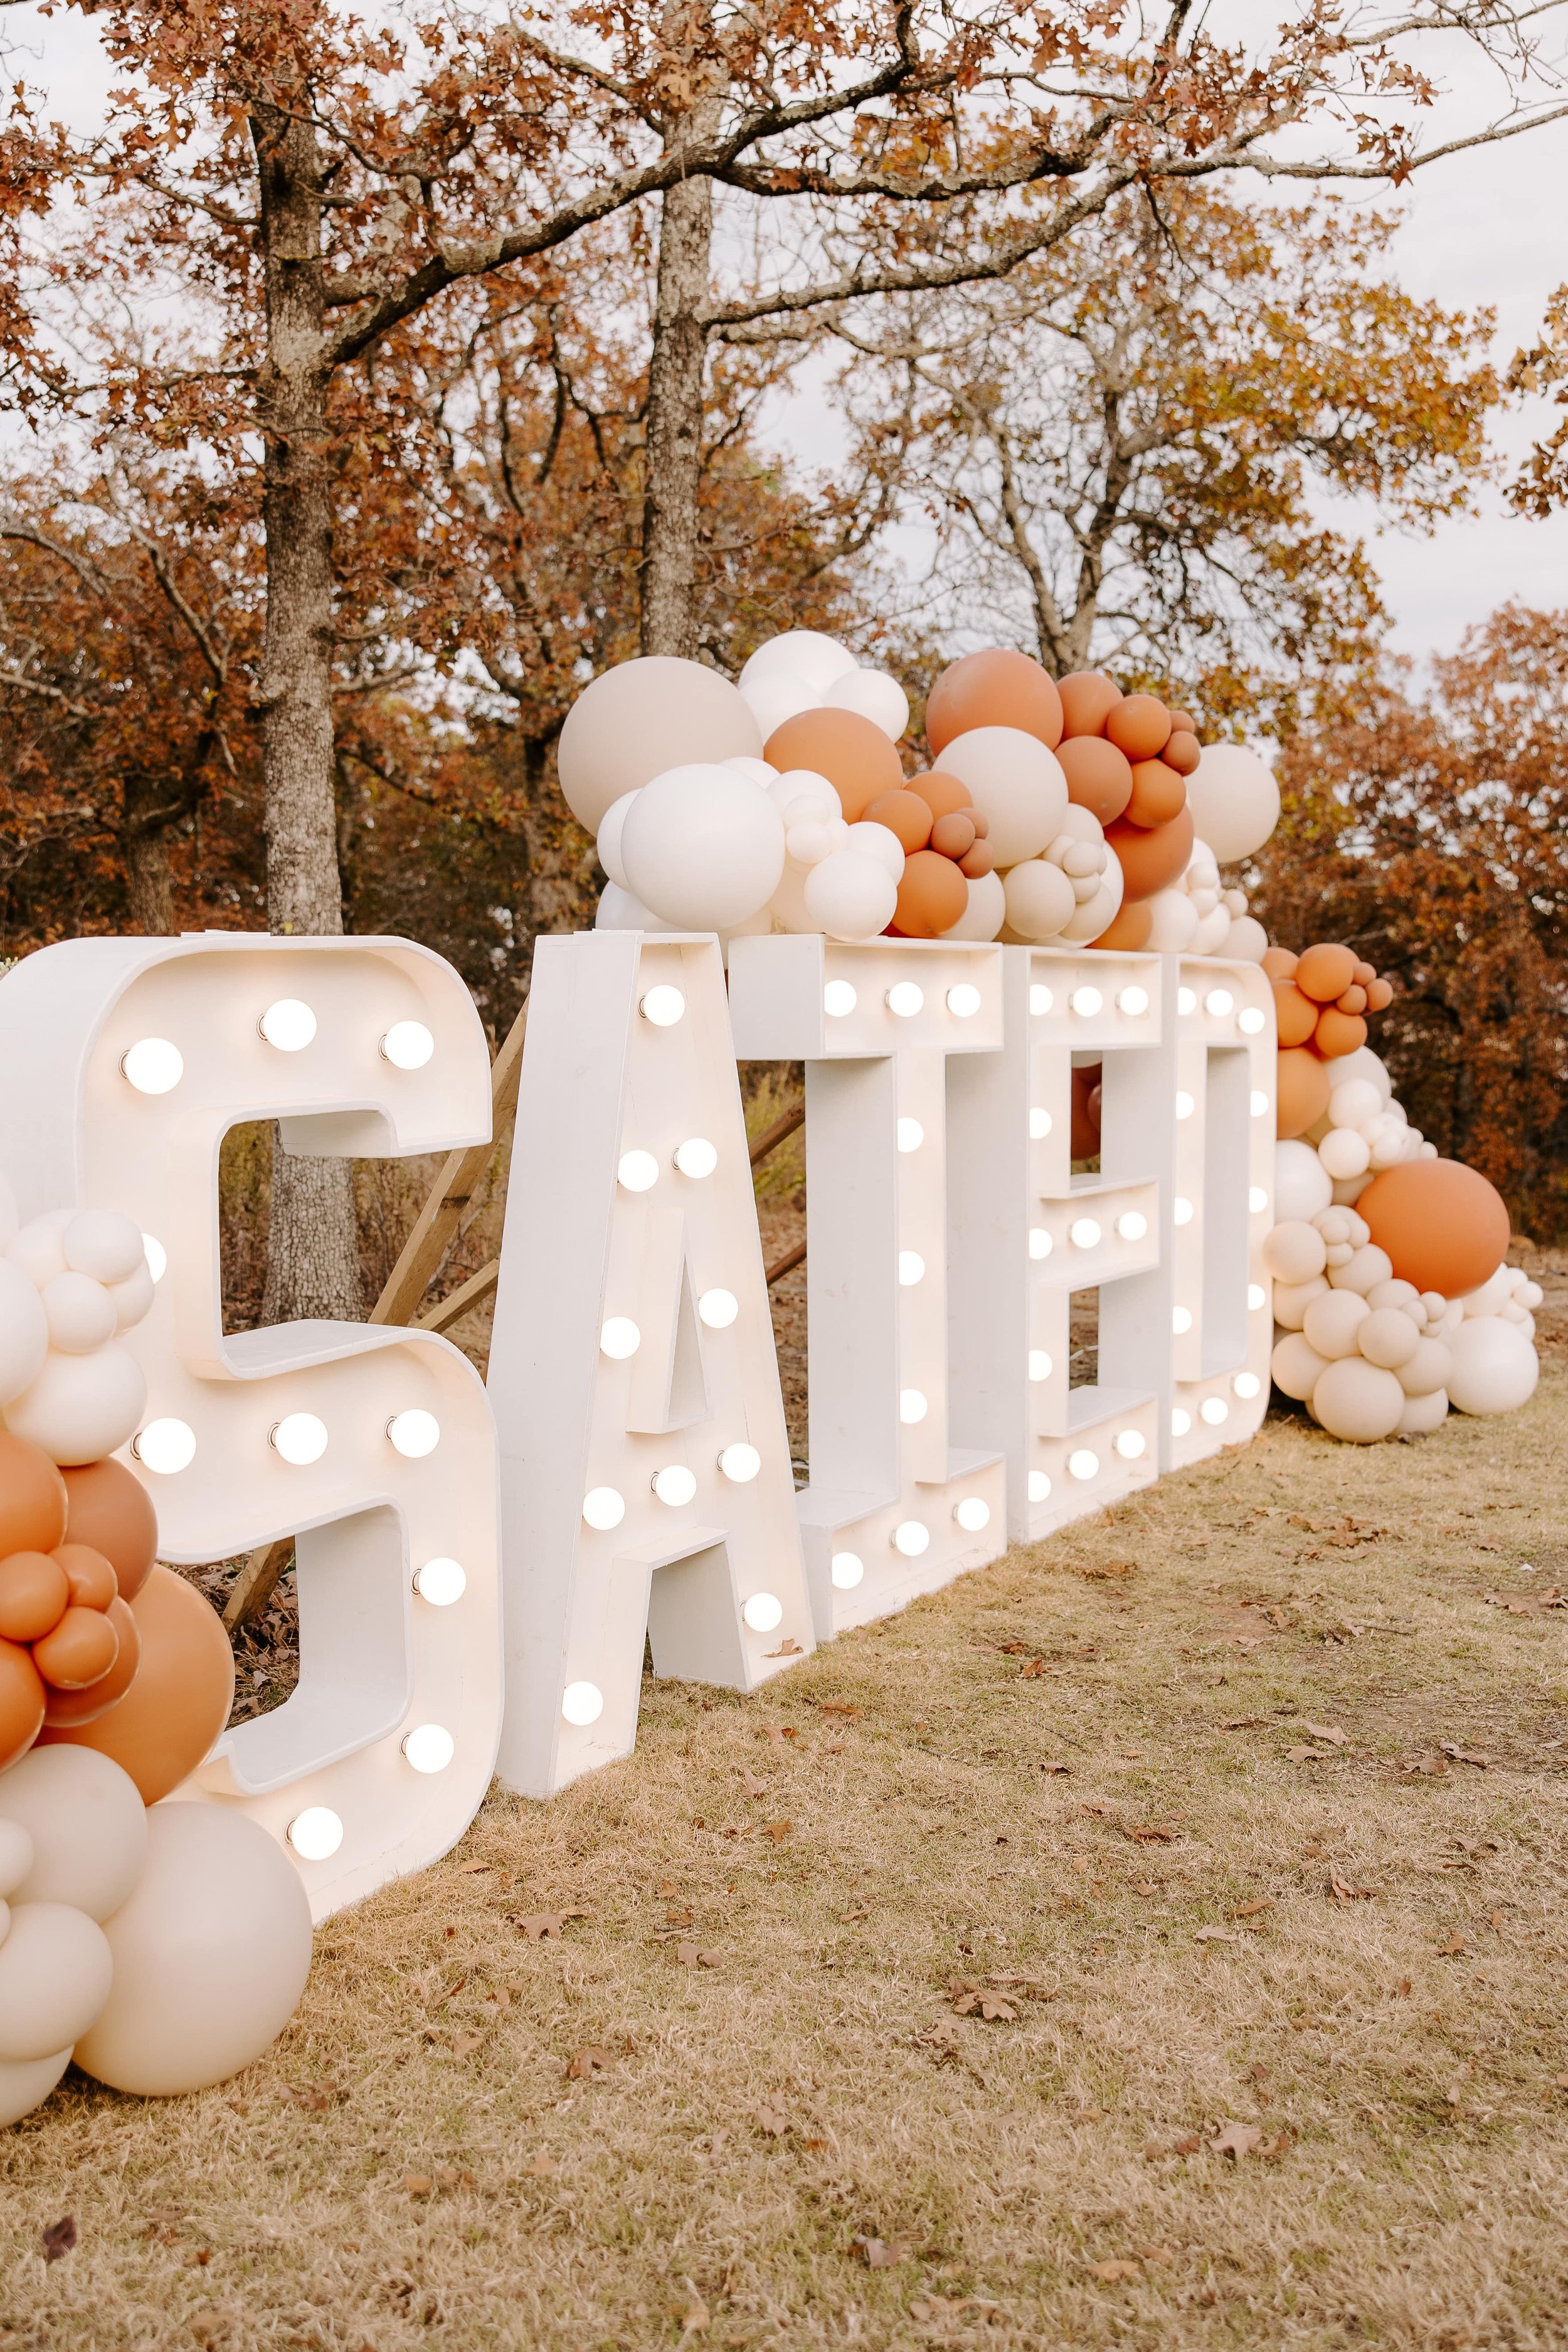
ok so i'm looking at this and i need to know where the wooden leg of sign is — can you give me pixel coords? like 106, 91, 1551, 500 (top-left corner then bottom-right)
765, 1239, 806, 1287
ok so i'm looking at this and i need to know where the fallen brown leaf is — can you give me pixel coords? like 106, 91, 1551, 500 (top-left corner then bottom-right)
1089, 2259, 1140, 2283
765, 1638, 803, 1657
40, 2216, 76, 2264
1125, 1823, 1177, 1843
763, 1820, 793, 1843
1438, 1934, 1466, 1957
1233, 1899, 1275, 1919
754, 2103, 789, 2136
818, 1701, 862, 1719
680, 2296, 711, 2334
1195, 1926, 1240, 1944
851, 2235, 908, 2269
565, 2045, 612, 2080
1293, 1721, 1347, 1745
1440, 1743, 1490, 1768
525, 2152, 558, 2178
517, 1908, 589, 1942
1212, 2121, 1266, 2159
402, 2173, 435, 2197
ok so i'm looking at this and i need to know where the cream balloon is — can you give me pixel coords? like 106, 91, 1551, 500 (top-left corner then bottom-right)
1328, 1045, 1392, 1106
556, 658, 763, 835
1318, 1128, 1371, 1182
593, 879, 681, 935
1223, 914, 1269, 963
0, 1900, 114, 2062
1270, 1332, 1328, 1401
0, 1817, 34, 1895
1262, 1221, 1328, 1285
1059, 842, 1125, 943
0, 1261, 48, 1403
1327, 1244, 1394, 1297
940, 869, 1007, 942
842, 820, 906, 881
0, 2047, 72, 2129
1185, 743, 1281, 862
1274, 1140, 1333, 1223
802, 849, 899, 943
0, 1745, 147, 1921
1356, 1307, 1422, 1371
40, 1272, 117, 1355
1301, 1288, 1370, 1361
1398, 1386, 1449, 1435
0, 1172, 16, 1251
1140, 887, 1200, 953
6, 1212, 71, 1289
1271, 1274, 1329, 1330
1328, 1078, 1383, 1130
1458, 1265, 1513, 1320
1001, 858, 1077, 942
818, 667, 909, 741
73, 1804, 313, 2097
1312, 1355, 1405, 1443
107, 1261, 155, 1330
61, 1209, 145, 1286
1444, 1317, 1539, 1416
2, 1343, 147, 1465
620, 765, 785, 931
738, 669, 818, 740
738, 630, 857, 695
595, 790, 639, 891
934, 728, 1069, 869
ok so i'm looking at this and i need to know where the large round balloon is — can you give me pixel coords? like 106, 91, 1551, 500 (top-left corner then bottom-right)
2, 1343, 147, 1465
933, 728, 1068, 868
925, 649, 1063, 756
73, 1804, 313, 2095
1104, 805, 1194, 901
38, 1564, 233, 1803
1276, 1046, 1333, 1140
0, 1899, 113, 2063
738, 629, 856, 696
618, 765, 785, 931
1057, 672, 1121, 738
557, 659, 763, 836
61, 1458, 158, 1604
1444, 1316, 1539, 1416
763, 707, 903, 822
0, 1638, 46, 1774
0, 1744, 147, 1919
1184, 744, 1281, 862
0, 1261, 48, 1404
0, 1433, 68, 1558
1056, 736, 1133, 825
1355, 1159, 1510, 1298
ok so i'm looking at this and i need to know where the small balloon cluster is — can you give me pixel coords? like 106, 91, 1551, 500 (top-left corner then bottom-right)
1264, 944, 1399, 1144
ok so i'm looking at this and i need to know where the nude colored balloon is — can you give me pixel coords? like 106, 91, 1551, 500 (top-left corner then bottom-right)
905, 770, 974, 822
931, 728, 1068, 869
1056, 736, 1133, 824
1184, 743, 1280, 862
1140, 888, 1199, 953
557, 659, 763, 835
1057, 672, 1121, 737
1104, 805, 1193, 901
0, 1434, 67, 1560
1396, 1335, 1453, 1397
1312, 1355, 1405, 1443
893, 848, 968, 938
802, 849, 899, 943
1357, 1307, 1422, 1370
1000, 858, 1077, 942
38, 1564, 233, 1804
1276, 1047, 1332, 1140
1270, 1332, 1328, 1402
764, 707, 903, 823
925, 649, 1063, 756
940, 869, 1007, 941
1272, 1274, 1329, 1330
3, 1343, 147, 1466
0, 1744, 147, 1920
0, 1262, 48, 1406
1355, 1159, 1511, 1299
1398, 1386, 1449, 1436
1444, 1317, 1539, 1416
1302, 1288, 1370, 1361
1262, 1221, 1328, 1285
0, 1899, 113, 2062
0, 2047, 71, 2130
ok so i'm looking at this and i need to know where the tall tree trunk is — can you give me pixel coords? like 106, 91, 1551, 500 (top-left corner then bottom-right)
121, 780, 174, 934
252, 93, 364, 1323
640, 109, 719, 659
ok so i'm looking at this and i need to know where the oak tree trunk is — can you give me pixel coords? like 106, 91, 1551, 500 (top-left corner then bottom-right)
640, 137, 717, 659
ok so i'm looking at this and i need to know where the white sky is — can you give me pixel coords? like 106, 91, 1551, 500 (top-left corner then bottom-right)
5, 1, 1566, 665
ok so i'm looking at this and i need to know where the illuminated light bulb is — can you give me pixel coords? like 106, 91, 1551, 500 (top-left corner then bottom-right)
600, 1316, 642, 1359
1205, 988, 1234, 1017
1027, 1471, 1051, 1503
1200, 1396, 1229, 1426
719, 1443, 761, 1483
287, 1806, 343, 1862
1117, 986, 1149, 1016
697, 1288, 738, 1329
561, 1680, 604, 1727
617, 1149, 659, 1192
142, 1233, 167, 1282
674, 1136, 718, 1179
1028, 1108, 1052, 1140
830, 1552, 864, 1591
1172, 1306, 1193, 1335
581, 1486, 625, 1530
1070, 1217, 1101, 1250
946, 983, 982, 1019
122, 1037, 183, 1094
742, 1591, 783, 1633
1177, 987, 1197, 1015
639, 985, 686, 1027
1251, 1090, 1269, 1118
387, 1407, 440, 1458
132, 1417, 195, 1475
896, 1118, 924, 1153
886, 981, 924, 1018
893, 1520, 930, 1557
1029, 983, 1053, 1016
1249, 1186, 1268, 1214
1234, 1371, 1262, 1401
1171, 1407, 1192, 1437
271, 1412, 327, 1466
1175, 1091, 1195, 1121
1173, 1196, 1194, 1226
898, 1251, 925, 1286
652, 1464, 697, 1507
1115, 1429, 1146, 1461
1248, 1283, 1266, 1312
1116, 1211, 1148, 1242
1027, 1350, 1052, 1382
258, 997, 317, 1051
824, 980, 857, 1017
1070, 986, 1103, 1017
1239, 1005, 1266, 1035
381, 1020, 434, 1069
899, 1389, 928, 1425
413, 1556, 466, 1606
1067, 1448, 1099, 1481
1028, 1227, 1052, 1261
953, 1496, 990, 1532
403, 1722, 455, 1774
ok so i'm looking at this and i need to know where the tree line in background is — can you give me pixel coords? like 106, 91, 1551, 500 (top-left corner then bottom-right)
3, 0, 1567, 1274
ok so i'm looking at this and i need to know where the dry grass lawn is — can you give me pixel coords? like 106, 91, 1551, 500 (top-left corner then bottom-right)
5, 1333, 1568, 2348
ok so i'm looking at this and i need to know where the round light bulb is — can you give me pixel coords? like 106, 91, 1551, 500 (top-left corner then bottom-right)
719, 1443, 761, 1483
830, 1552, 864, 1591
1205, 988, 1234, 1017
1247, 1283, 1266, 1312
271, 1412, 327, 1466
1249, 1186, 1268, 1214
640, 985, 686, 1027
893, 1520, 930, 1557
1068, 1448, 1099, 1481
387, 1408, 440, 1459
898, 1251, 925, 1286
258, 998, 317, 1052
652, 1464, 697, 1507
122, 1037, 183, 1095
1027, 1350, 1052, 1382
1177, 987, 1197, 1015
142, 1232, 167, 1282
1173, 1197, 1194, 1226
1233, 1371, 1262, 1401
287, 1806, 344, 1861
1070, 1217, 1101, 1250
1175, 1091, 1195, 1121
561, 1680, 604, 1727
697, 1288, 738, 1329
1028, 1108, 1052, 1140
946, 983, 982, 1019
824, 980, 858, 1018
414, 1556, 467, 1606
1027, 1471, 1051, 1503
899, 1389, 928, 1425
403, 1722, 455, 1774
1251, 1090, 1269, 1118
674, 1137, 718, 1179
617, 1150, 659, 1192
887, 981, 924, 1018
1172, 1306, 1194, 1335
1115, 1430, 1146, 1461
1071, 987, 1103, 1017
954, 1496, 990, 1532
1200, 1396, 1229, 1426
600, 1316, 642, 1358
896, 1118, 924, 1153
1117, 986, 1149, 1016
582, 1486, 625, 1530
381, 1020, 435, 1069
1116, 1211, 1148, 1242
1028, 1228, 1052, 1261
1171, 1407, 1193, 1437
132, 1417, 195, 1475
742, 1592, 783, 1633
1239, 1005, 1266, 1035
1029, 984, 1053, 1016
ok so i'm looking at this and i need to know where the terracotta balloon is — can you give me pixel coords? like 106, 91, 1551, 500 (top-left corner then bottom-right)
1261, 946, 1299, 982
1356, 1160, 1512, 1298
1088, 897, 1153, 951
1352, 959, 1375, 986
1313, 1007, 1367, 1060
1272, 982, 1319, 1050
926, 649, 1063, 756
0, 1551, 70, 1644
38, 1564, 234, 1804
1276, 1046, 1333, 1139
1295, 943, 1358, 1004
1123, 757, 1186, 829
1071, 1064, 1103, 1159
763, 708, 903, 822
54, 1542, 117, 1613
0, 1435, 67, 1560
958, 839, 995, 878
61, 1459, 157, 1604
1056, 736, 1133, 824
1168, 709, 1195, 732
0, 1637, 46, 1772
893, 849, 968, 938
1365, 977, 1394, 1012
41, 1597, 140, 1728
929, 810, 977, 860
1105, 693, 1172, 762
1337, 985, 1369, 1015
905, 769, 974, 821
1104, 805, 1194, 901
864, 788, 934, 854
31, 1604, 117, 1692
1057, 671, 1121, 738
1163, 729, 1201, 776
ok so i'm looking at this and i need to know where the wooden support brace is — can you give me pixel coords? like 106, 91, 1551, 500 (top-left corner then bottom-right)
765, 1238, 806, 1288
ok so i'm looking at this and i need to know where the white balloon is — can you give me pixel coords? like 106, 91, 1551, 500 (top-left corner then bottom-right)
1141, 889, 1200, 953
802, 849, 898, 943
1224, 915, 1269, 963
1458, 1265, 1513, 1320
1002, 859, 1077, 941
767, 861, 816, 933
0, 1173, 16, 1251
1189, 904, 1232, 956
0, 1819, 34, 1896
1398, 1386, 1449, 1435
1327, 1244, 1394, 1297
595, 790, 639, 891
41, 1271, 117, 1355
1318, 1127, 1370, 1182
1271, 1274, 1329, 1331
1328, 1079, 1382, 1131
1059, 843, 1125, 943
935, 728, 1069, 869
738, 630, 857, 696
784, 818, 845, 867
1302, 1288, 1370, 1361
722, 756, 778, 788
1274, 1138, 1333, 1223
0, 1260, 48, 1404
1185, 743, 1280, 862
0, 2047, 72, 2129
1262, 1221, 1328, 1285
62, 1209, 144, 1286
593, 879, 680, 935
1357, 1307, 1421, 1370
1445, 1316, 1539, 1416
818, 667, 909, 741
0, 1747, 148, 1922
2, 1343, 147, 1465
940, 869, 1007, 941
620, 765, 786, 931
7, 1212, 72, 1290
768, 768, 841, 827
738, 669, 818, 741
1271, 1332, 1328, 1401
1327, 1045, 1391, 1105
558, 657, 763, 835
0, 1901, 114, 2063
843, 820, 906, 881
107, 1261, 155, 1332
1313, 1355, 1405, 1443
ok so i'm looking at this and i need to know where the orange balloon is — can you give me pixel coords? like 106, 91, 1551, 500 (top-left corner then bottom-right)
54, 1542, 117, 1613
1163, 729, 1201, 776
0, 1636, 46, 1772
1337, 984, 1369, 1015
1261, 946, 1299, 982
905, 769, 973, 821
1313, 1007, 1367, 1059
1071, 1062, 1103, 1159
764, 708, 903, 823
1357, 1159, 1512, 1298
1365, 976, 1393, 1012
926, 648, 1063, 755
1056, 736, 1133, 824
1295, 942, 1358, 1004
892, 849, 968, 938
958, 839, 995, 878
1123, 757, 1186, 829
0, 1549, 70, 1643
1352, 959, 1376, 987
1088, 897, 1153, 951
0, 1433, 68, 1560
864, 788, 934, 854
32, 1602, 119, 1691
1276, 1046, 1333, 1139
1057, 671, 1121, 738
1105, 805, 1194, 901
62, 1458, 158, 1604
1273, 981, 1319, 1049
38, 1563, 235, 1804
929, 810, 977, 860
1105, 693, 1172, 762
42, 1594, 140, 1728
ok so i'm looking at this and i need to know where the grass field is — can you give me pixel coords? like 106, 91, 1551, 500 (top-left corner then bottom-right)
4, 1313, 1568, 2349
